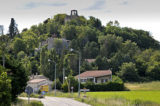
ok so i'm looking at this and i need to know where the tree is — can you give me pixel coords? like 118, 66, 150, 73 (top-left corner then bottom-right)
0, 35, 9, 67
83, 41, 99, 59
76, 26, 99, 50
61, 25, 77, 40
40, 46, 49, 78
110, 40, 140, 73
105, 23, 160, 49
95, 56, 109, 70
135, 49, 153, 77
66, 16, 87, 26
21, 56, 32, 75
87, 16, 102, 30
54, 14, 66, 25
63, 53, 78, 76
46, 21, 60, 36
17, 51, 26, 60
52, 78, 62, 90
118, 62, 139, 82
3, 57, 28, 101
22, 30, 38, 55
62, 75, 79, 92
9, 18, 19, 38
40, 47, 58, 80
0, 72, 11, 106
53, 38, 64, 55
147, 61, 160, 80
13, 38, 26, 54
81, 61, 97, 72
98, 34, 123, 58
30, 59, 39, 75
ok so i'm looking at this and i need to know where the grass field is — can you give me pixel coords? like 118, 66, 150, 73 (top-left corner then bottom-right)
85, 91, 160, 105
46, 90, 160, 106
125, 81, 160, 91
46, 81, 160, 106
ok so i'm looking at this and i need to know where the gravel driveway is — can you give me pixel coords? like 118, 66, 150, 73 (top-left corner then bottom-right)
19, 96, 91, 106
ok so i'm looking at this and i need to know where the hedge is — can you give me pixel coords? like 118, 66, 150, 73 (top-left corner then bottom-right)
83, 81, 125, 91
83, 76, 125, 91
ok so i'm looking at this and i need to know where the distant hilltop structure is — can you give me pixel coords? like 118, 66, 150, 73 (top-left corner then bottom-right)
0, 25, 4, 35
64, 10, 79, 23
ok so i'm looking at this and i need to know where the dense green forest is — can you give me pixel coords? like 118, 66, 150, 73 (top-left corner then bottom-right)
1, 13, 160, 100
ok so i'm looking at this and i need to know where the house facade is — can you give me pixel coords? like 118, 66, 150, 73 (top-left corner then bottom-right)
76, 70, 112, 84
27, 75, 52, 93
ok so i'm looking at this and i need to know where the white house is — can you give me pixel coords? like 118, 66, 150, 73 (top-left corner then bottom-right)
75, 70, 112, 83
27, 75, 52, 93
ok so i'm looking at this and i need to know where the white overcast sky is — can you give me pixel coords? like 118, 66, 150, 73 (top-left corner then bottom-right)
0, 0, 160, 41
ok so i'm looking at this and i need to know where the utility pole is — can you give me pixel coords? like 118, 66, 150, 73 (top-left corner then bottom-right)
70, 48, 81, 98
54, 62, 56, 96
78, 51, 81, 97
63, 68, 65, 84
48, 59, 56, 96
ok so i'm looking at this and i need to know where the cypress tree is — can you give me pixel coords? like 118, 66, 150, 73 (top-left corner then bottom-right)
9, 18, 19, 38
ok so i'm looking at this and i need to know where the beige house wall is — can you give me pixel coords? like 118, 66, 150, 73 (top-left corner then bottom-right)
80, 75, 112, 84
96, 75, 112, 83
28, 80, 52, 93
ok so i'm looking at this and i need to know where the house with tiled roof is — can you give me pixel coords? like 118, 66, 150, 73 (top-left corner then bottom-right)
75, 70, 112, 83
27, 75, 52, 93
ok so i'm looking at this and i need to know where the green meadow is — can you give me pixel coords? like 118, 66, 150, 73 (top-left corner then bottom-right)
82, 82, 160, 106
125, 81, 160, 91
85, 91, 160, 105
47, 81, 160, 106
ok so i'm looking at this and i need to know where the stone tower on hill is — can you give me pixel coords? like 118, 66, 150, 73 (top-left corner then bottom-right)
64, 10, 79, 23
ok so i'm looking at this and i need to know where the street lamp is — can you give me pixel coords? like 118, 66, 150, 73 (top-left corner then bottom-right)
70, 48, 81, 97
65, 76, 70, 93
48, 59, 56, 96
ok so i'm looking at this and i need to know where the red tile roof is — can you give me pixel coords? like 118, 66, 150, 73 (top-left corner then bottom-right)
28, 79, 46, 84
85, 59, 96, 63
75, 70, 112, 78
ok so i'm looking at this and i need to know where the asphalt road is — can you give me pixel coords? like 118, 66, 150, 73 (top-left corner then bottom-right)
19, 96, 91, 106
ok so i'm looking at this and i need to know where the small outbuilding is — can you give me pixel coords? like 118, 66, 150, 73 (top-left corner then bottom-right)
27, 75, 52, 93
75, 70, 112, 83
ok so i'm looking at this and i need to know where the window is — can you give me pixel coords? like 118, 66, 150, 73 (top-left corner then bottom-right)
95, 79, 97, 83
101, 79, 103, 83
81, 79, 87, 82
105, 79, 108, 82
101, 79, 108, 83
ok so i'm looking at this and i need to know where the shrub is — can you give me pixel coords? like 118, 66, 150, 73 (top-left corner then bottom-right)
52, 78, 62, 90
83, 76, 125, 91
62, 82, 68, 92
62, 75, 84, 92
30, 101, 43, 106
0, 72, 12, 106
12, 99, 43, 106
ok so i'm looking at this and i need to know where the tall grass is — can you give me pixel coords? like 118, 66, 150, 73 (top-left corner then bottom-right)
86, 91, 160, 105
12, 99, 43, 106
125, 81, 160, 91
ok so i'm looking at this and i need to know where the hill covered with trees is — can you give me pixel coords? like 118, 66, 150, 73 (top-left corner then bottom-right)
1, 11, 160, 89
